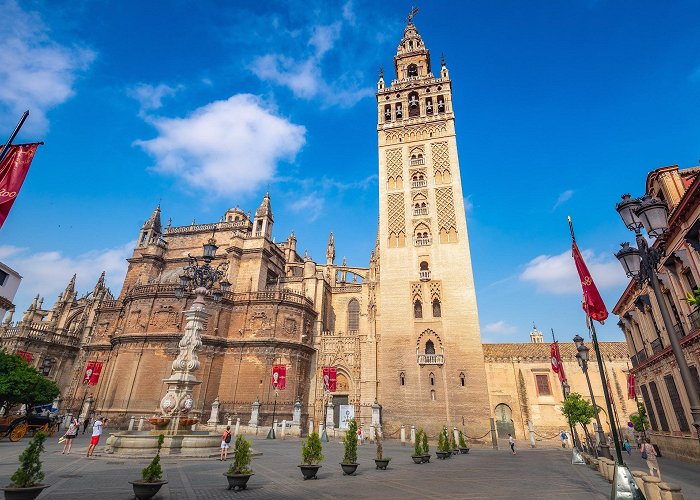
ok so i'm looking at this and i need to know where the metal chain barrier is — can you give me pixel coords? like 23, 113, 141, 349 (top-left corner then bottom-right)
465, 430, 492, 440
533, 431, 561, 440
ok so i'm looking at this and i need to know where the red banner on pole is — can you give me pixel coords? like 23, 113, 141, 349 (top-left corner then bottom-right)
322, 366, 337, 392
272, 364, 286, 390
627, 373, 636, 400
84, 361, 103, 386
0, 143, 40, 230
550, 343, 566, 383
571, 241, 609, 324
16, 351, 33, 363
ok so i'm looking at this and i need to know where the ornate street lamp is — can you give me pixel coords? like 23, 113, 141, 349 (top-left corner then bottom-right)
573, 334, 611, 459
174, 237, 230, 303
614, 193, 700, 443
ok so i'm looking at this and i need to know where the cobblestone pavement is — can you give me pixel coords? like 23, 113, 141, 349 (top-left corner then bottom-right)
0, 433, 660, 499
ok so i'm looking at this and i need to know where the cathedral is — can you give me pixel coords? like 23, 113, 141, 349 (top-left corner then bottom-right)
1, 16, 631, 442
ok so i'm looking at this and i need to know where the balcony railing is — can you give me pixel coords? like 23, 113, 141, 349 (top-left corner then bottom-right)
417, 353, 444, 365
630, 354, 638, 368
419, 270, 431, 281
650, 338, 664, 354
413, 207, 429, 216
688, 308, 700, 332
673, 322, 685, 339
411, 180, 427, 188
414, 236, 431, 246
410, 158, 425, 166
636, 349, 647, 363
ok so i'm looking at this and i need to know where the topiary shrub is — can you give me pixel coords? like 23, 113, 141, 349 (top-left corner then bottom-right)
438, 426, 451, 452
141, 434, 164, 482
458, 430, 469, 449
413, 430, 423, 456
9, 430, 46, 487
228, 435, 253, 475
342, 419, 358, 464
421, 429, 429, 455
301, 431, 323, 465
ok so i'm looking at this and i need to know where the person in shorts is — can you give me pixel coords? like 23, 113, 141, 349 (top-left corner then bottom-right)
61, 417, 79, 455
220, 425, 232, 461
86, 416, 103, 457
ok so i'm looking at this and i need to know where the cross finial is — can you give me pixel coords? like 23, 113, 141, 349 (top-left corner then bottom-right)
407, 6, 419, 24
379, 66, 384, 79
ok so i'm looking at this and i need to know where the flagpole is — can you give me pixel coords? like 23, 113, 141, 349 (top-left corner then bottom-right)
0, 111, 29, 163
627, 362, 647, 443
552, 328, 577, 449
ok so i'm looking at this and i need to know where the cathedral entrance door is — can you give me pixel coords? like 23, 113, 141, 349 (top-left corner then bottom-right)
494, 404, 515, 438
333, 395, 349, 428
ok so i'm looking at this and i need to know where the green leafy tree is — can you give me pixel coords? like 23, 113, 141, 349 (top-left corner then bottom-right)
342, 419, 358, 464
141, 434, 164, 482
301, 432, 323, 465
413, 430, 423, 456
630, 402, 649, 433
458, 430, 469, 449
228, 435, 253, 475
421, 429, 429, 455
561, 393, 596, 427
0, 351, 59, 411
10, 430, 46, 487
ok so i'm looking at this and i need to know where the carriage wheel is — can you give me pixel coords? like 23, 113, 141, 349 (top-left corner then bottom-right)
9, 422, 28, 442
49, 423, 58, 437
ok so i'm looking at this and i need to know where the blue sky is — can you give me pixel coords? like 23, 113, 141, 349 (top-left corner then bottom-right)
2, 0, 700, 344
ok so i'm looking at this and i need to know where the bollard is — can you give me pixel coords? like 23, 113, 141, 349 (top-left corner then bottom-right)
128, 416, 135, 431
235, 417, 240, 437
528, 420, 535, 448
227, 416, 232, 428
308, 419, 314, 437
410, 424, 416, 445
453, 427, 459, 448
489, 418, 498, 449
631, 470, 646, 493
642, 475, 662, 500
401, 424, 406, 446
658, 482, 684, 500
137, 416, 145, 431
281, 420, 286, 440
319, 422, 324, 436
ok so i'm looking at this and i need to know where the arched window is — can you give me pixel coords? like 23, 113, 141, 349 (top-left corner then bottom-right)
400, 372, 405, 386
432, 299, 441, 317
429, 372, 435, 386
459, 373, 465, 387
395, 103, 403, 119
430, 389, 436, 400
419, 261, 430, 281
414, 300, 423, 319
425, 340, 435, 355
348, 299, 360, 331
437, 95, 445, 113
408, 91, 420, 116
384, 104, 392, 122
425, 97, 433, 114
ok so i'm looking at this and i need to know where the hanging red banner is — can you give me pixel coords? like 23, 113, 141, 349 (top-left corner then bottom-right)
16, 351, 33, 363
329, 367, 337, 393
272, 364, 286, 390
84, 361, 103, 386
550, 342, 566, 383
0, 143, 40, 229
627, 373, 636, 400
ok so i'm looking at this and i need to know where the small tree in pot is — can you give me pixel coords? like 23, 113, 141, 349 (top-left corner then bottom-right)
436, 426, 451, 459
299, 432, 323, 480
374, 425, 390, 470
225, 435, 254, 490
411, 429, 424, 464
340, 419, 359, 476
130, 434, 167, 500
2, 430, 49, 500
458, 430, 470, 454
449, 429, 459, 455
421, 429, 430, 462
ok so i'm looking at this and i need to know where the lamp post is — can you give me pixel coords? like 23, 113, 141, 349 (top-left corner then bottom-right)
174, 236, 231, 303
574, 334, 612, 459
615, 193, 700, 443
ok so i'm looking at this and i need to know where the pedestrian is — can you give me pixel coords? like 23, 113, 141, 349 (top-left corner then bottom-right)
357, 427, 363, 445
220, 425, 232, 461
61, 417, 79, 455
560, 430, 568, 448
623, 438, 631, 456
641, 438, 660, 479
82, 416, 90, 435
508, 433, 516, 455
636, 435, 642, 450
86, 415, 103, 457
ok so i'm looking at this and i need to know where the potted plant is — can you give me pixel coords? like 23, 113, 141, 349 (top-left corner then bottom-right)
129, 434, 167, 500
411, 430, 424, 464
298, 431, 323, 480
421, 430, 431, 462
2, 430, 49, 500
373, 425, 390, 470
449, 429, 459, 455
340, 419, 359, 476
225, 435, 254, 490
436, 426, 451, 459
458, 430, 470, 454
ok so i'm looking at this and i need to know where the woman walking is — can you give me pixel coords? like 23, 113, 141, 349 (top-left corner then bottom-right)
641, 438, 660, 479
61, 417, 79, 454
220, 426, 232, 461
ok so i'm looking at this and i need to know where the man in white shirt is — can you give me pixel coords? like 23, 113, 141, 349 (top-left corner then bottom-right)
86, 416, 104, 457
508, 433, 516, 455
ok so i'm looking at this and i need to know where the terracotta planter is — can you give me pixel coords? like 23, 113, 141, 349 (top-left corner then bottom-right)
147, 417, 170, 429
340, 463, 359, 476
2, 485, 49, 500
178, 418, 198, 427
411, 455, 423, 464
374, 458, 390, 470
298, 464, 321, 480
129, 480, 167, 500
436, 451, 451, 460
224, 473, 253, 491
459, 448, 470, 454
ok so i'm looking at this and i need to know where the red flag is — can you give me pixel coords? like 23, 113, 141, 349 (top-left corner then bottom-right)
572, 241, 609, 323
16, 350, 33, 363
322, 366, 330, 392
0, 143, 39, 229
88, 362, 102, 385
278, 364, 286, 390
627, 373, 636, 400
272, 364, 280, 389
550, 343, 566, 383
329, 367, 337, 392
83, 361, 95, 384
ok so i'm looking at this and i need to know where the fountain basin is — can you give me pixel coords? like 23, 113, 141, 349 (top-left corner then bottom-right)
104, 430, 222, 457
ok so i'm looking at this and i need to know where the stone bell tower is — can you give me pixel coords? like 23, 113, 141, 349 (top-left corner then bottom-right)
375, 10, 491, 436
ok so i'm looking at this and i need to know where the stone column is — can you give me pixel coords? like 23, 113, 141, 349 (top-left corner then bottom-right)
400, 424, 406, 446
207, 397, 220, 425
453, 427, 459, 447
371, 400, 382, 436
292, 398, 302, 427
80, 395, 94, 420
410, 424, 416, 445
137, 416, 145, 430
128, 416, 135, 431
234, 417, 240, 436
528, 420, 535, 448
281, 420, 287, 440
249, 400, 261, 427
308, 419, 314, 436
227, 415, 232, 427
318, 422, 324, 435
325, 399, 334, 429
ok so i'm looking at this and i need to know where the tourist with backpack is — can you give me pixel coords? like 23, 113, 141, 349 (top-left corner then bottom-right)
220, 425, 232, 461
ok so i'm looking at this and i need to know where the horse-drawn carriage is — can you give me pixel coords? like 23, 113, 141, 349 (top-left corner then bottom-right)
0, 404, 59, 442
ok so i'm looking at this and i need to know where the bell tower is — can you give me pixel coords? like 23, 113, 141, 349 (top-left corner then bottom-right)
375, 10, 491, 436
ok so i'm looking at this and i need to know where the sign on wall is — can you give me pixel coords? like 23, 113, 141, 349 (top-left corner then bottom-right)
272, 364, 286, 390
339, 404, 354, 429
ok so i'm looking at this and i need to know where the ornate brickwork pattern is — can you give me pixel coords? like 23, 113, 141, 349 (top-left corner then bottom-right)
411, 282, 423, 302
384, 121, 448, 144
385, 148, 403, 180
431, 141, 450, 175
387, 193, 406, 235
429, 281, 441, 301
435, 187, 456, 231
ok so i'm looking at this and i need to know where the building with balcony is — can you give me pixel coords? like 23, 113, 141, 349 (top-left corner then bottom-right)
613, 164, 700, 462
0, 262, 21, 322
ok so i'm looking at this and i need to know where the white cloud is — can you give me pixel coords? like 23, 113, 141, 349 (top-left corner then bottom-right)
128, 83, 182, 114
0, 0, 95, 134
483, 320, 517, 334
251, 55, 320, 99
520, 248, 627, 294
135, 94, 306, 197
288, 193, 325, 222
0, 241, 133, 314
553, 189, 575, 210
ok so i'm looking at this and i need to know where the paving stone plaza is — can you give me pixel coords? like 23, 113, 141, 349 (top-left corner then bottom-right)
2, 433, 698, 499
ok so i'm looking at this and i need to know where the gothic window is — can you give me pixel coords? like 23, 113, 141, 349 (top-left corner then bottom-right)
640, 384, 659, 431
430, 389, 436, 400
535, 374, 552, 396
411, 173, 426, 187
384, 104, 392, 122
348, 299, 360, 332
408, 64, 418, 77
437, 95, 445, 113
400, 372, 405, 386
408, 91, 420, 117
414, 223, 431, 246
140, 232, 148, 245
396, 103, 403, 119
425, 340, 435, 355
649, 381, 670, 431
432, 299, 441, 318
414, 300, 423, 319
425, 97, 433, 115
429, 372, 435, 385
459, 373, 465, 387
664, 374, 690, 432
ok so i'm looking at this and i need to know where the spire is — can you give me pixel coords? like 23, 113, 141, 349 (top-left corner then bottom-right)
326, 231, 336, 265
393, 9, 431, 80
92, 271, 106, 295
253, 192, 274, 238
142, 204, 162, 233
255, 192, 273, 219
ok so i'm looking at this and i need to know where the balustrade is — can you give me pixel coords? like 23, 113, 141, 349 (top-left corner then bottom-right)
417, 353, 444, 365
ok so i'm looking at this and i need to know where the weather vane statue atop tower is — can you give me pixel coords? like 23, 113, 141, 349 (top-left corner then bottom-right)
406, 6, 419, 24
